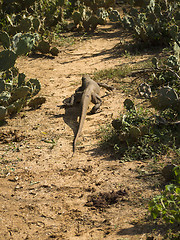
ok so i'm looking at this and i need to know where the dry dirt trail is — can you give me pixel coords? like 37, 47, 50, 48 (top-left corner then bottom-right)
0, 24, 159, 240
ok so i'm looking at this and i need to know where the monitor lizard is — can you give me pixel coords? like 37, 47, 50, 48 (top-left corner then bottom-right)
62, 75, 113, 153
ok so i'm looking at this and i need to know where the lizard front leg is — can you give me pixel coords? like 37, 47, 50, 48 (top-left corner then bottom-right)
90, 93, 102, 114
63, 91, 83, 107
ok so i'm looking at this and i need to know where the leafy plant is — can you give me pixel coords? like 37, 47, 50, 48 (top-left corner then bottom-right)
101, 98, 179, 161
121, 0, 180, 46
149, 166, 180, 224
72, 3, 109, 32
0, 31, 45, 121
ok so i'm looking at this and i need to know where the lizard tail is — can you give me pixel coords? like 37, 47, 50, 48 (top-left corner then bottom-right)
73, 94, 90, 153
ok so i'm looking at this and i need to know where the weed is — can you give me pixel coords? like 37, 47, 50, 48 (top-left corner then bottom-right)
100, 106, 179, 161
149, 167, 180, 224
93, 65, 132, 82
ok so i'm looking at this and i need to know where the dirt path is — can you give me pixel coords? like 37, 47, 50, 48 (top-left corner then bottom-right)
0, 25, 160, 240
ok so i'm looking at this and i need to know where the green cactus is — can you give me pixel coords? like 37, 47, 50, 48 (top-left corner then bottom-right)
7, 99, 24, 115
10, 86, 30, 102
18, 73, 26, 87
0, 31, 11, 49
83, 19, 90, 32
0, 106, 6, 121
112, 119, 122, 130
32, 18, 41, 32
18, 18, 32, 32
109, 10, 121, 22
72, 11, 82, 26
28, 96, 46, 109
151, 87, 179, 110
129, 126, 141, 141
166, 55, 179, 70
27, 78, 41, 96
0, 91, 11, 106
88, 15, 99, 31
96, 8, 108, 25
50, 47, 59, 56
138, 83, 152, 99
122, 0, 179, 45
169, 25, 178, 41
57, 0, 65, 7
124, 99, 136, 111
37, 40, 50, 54
152, 57, 158, 69
7, 103, 16, 116
0, 50, 17, 71
0, 81, 5, 93
174, 42, 180, 62
12, 33, 39, 56
5, 82, 13, 92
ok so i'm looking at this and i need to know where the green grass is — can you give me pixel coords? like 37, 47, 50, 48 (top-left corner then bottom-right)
93, 65, 132, 81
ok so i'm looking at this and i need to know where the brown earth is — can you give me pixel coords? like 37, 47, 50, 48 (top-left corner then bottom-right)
0, 24, 166, 240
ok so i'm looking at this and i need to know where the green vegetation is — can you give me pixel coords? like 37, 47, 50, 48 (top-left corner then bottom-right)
0, 31, 46, 122
149, 171, 180, 224
121, 0, 180, 47
0, 0, 179, 236
95, 51, 179, 231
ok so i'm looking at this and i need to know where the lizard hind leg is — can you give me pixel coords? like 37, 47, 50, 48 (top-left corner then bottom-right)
90, 94, 102, 114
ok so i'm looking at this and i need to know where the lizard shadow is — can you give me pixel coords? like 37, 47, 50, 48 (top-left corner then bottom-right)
55, 100, 81, 137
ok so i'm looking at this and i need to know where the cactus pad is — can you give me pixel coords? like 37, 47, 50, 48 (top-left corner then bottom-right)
37, 40, 50, 54
28, 97, 46, 109
10, 86, 30, 102
0, 106, 7, 121
0, 91, 11, 106
0, 31, 11, 49
0, 80, 5, 93
27, 78, 41, 96
50, 47, 59, 56
0, 50, 17, 71
109, 10, 121, 22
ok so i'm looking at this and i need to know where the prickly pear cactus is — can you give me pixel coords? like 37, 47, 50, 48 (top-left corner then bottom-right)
151, 87, 179, 110
0, 31, 11, 49
28, 97, 46, 109
152, 57, 158, 69
88, 15, 99, 31
0, 50, 17, 71
124, 99, 136, 111
0, 106, 7, 121
112, 119, 122, 130
18, 73, 26, 87
12, 33, 39, 56
10, 86, 30, 102
109, 10, 121, 22
18, 18, 32, 32
7, 103, 16, 116
122, 0, 179, 45
37, 40, 50, 54
72, 11, 82, 26
0, 80, 5, 93
138, 83, 152, 99
57, 0, 65, 7
0, 91, 11, 106
27, 78, 41, 96
97, 8, 108, 25
174, 42, 180, 62
166, 55, 179, 70
7, 99, 24, 115
129, 126, 141, 140
32, 18, 41, 32
50, 47, 59, 56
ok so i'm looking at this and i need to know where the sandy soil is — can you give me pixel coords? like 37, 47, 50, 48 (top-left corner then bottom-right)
0, 24, 164, 240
